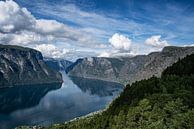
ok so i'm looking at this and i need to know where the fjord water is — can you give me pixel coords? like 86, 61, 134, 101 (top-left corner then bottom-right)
0, 72, 123, 129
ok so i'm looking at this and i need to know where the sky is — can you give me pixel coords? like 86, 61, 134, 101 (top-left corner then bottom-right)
0, 0, 194, 61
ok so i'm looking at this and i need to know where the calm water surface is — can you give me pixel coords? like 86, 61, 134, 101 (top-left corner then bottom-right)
0, 72, 123, 129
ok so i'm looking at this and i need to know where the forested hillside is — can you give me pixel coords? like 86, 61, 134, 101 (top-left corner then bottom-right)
47, 54, 194, 129
162, 54, 194, 76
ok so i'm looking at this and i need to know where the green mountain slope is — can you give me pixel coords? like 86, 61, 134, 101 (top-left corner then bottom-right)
47, 54, 194, 129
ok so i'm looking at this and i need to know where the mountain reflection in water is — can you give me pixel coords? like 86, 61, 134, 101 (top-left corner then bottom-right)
70, 76, 123, 97
0, 72, 123, 129
0, 83, 62, 114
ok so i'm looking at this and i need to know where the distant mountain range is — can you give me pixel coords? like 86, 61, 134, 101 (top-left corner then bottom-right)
1, 44, 194, 88
44, 57, 73, 72
0, 44, 62, 87
67, 46, 194, 84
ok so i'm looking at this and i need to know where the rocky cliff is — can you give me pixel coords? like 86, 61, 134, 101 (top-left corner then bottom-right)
67, 46, 194, 84
0, 44, 62, 87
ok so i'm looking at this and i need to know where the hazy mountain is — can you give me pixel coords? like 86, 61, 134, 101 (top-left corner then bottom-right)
44, 58, 73, 72
0, 44, 62, 87
67, 46, 194, 84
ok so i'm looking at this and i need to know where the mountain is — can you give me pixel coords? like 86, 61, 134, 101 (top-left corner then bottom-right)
44, 58, 73, 72
47, 54, 194, 129
0, 44, 62, 87
67, 46, 194, 84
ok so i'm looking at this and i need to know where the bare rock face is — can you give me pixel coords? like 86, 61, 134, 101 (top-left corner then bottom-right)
127, 46, 194, 83
67, 46, 194, 84
0, 44, 62, 87
66, 57, 125, 82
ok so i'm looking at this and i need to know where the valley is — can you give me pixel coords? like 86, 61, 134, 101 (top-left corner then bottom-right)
1, 0, 194, 128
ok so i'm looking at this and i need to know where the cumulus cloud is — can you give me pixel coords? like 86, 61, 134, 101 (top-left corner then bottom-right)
0, 0, 62, 46
0, 0, 91, 45
98, 33, 139, 58
0, 0, 35, 33
0, 0, 99, 59
145, 35, 169, 48
34, 44, 69, 58
109, 33, 132, 51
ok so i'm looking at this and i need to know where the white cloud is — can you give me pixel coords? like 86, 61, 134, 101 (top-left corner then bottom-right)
0, 0, 185, 60
98, 52, 110, 57
34, 44, 69, 58
109, 33, 132, 51
0, 0, 103, 59
0, 1, 95, 45
0, 0, 35, 33
145, 35, 169, 48
35, 20, 64, 34
34, 19, 91, 43
183, 44, 194, 47
98, 48, 136, 58
98, 33, 140, 58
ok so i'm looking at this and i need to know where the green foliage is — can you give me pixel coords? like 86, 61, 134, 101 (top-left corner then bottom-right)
46, 54, 194, 129
162, 54, 194, 76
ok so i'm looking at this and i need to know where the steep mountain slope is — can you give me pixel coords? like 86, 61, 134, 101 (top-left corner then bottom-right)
47, 53, 194, 129
162, 54, 194, 76
67, 46, 194, 84
0, 44, 62, 87
44, 58, 73, 72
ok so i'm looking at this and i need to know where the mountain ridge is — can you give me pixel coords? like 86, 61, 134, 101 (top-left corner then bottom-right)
67, 46, 194, 84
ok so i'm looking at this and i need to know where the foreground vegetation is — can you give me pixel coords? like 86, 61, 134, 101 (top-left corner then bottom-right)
18, 54, 194, 129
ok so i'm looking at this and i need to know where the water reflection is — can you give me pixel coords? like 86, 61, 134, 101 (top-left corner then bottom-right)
0, 72, 123, 129
70, 76, 123, 97
0, 83, 61, 114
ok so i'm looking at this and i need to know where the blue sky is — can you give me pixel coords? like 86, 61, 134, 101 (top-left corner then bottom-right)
1, 0, 194, 60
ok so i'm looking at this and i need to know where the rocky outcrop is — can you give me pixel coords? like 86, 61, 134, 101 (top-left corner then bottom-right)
0, 44, 62, 87
67, 46, 194, 84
